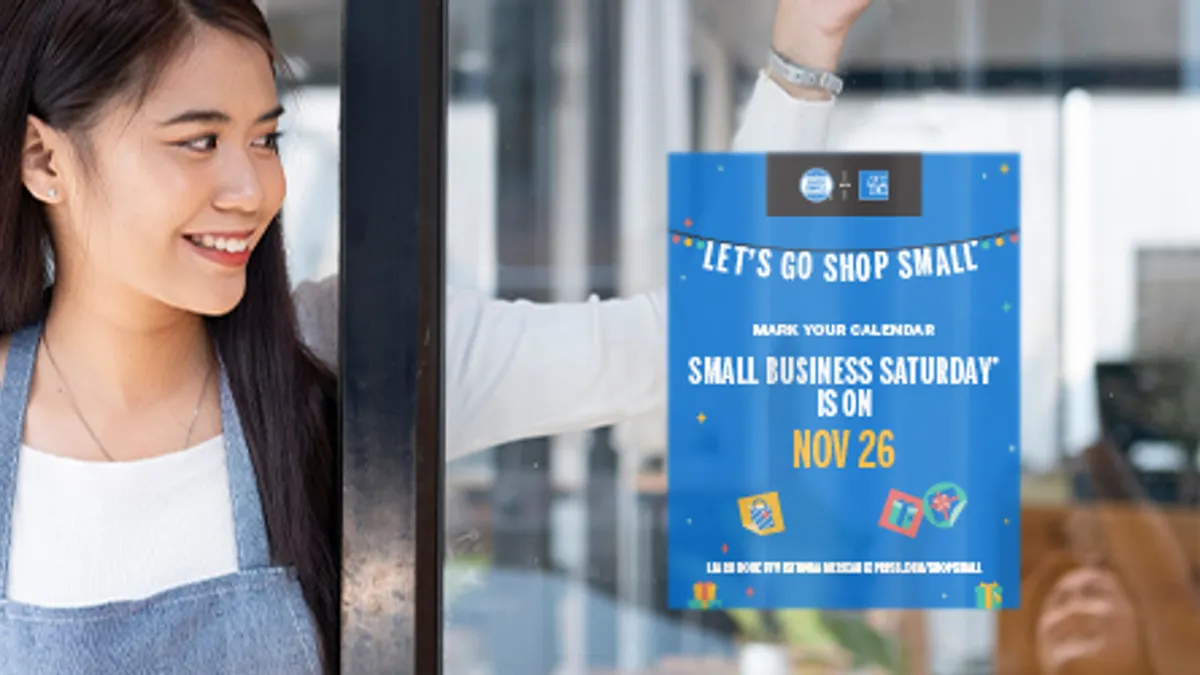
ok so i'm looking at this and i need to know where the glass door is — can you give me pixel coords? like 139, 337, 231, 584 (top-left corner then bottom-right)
295, 0, 1200, 671
436, 1, 1200, 675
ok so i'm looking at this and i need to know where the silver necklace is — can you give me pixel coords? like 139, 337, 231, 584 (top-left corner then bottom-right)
40, 335, 213, 462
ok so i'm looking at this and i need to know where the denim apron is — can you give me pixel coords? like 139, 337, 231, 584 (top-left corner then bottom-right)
0, 323, 323, 674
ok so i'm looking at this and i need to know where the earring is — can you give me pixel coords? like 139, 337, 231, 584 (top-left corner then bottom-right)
48, 189, 57, 199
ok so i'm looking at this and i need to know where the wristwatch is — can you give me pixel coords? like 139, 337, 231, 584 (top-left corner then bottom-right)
766, 49, 844, 97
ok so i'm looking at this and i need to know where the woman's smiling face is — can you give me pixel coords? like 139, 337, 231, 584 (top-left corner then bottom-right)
27, 24, 286, 318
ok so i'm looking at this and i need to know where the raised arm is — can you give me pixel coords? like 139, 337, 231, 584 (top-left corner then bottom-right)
290, 278, 667, 461
441, 287, 665, 461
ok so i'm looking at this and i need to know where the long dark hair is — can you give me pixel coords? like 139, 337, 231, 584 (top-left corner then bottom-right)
0, 0, 339, 670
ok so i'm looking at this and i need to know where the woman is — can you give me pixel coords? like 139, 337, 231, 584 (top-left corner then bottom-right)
1, 2, 337, 673
0, 0, 869, 673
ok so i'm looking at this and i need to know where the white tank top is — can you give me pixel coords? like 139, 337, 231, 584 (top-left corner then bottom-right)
5, 436, 238, 608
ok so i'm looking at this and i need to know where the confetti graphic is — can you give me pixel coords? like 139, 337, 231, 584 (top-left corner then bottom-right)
667, 153, 1021, 611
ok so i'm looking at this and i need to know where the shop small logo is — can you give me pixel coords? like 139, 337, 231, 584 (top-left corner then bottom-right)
689, 581, 721, 610
738, 491, 785, 536
923, 482, 968, 528
878, 489, 923, 538
975, 582, 1002, 609
800, 168, 833, 203
859, 170, 890, 201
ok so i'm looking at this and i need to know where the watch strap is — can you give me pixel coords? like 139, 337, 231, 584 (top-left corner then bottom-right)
766, 49, 844, 97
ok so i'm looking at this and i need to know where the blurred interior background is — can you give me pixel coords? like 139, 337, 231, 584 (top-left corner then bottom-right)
263, 0, 1200, 672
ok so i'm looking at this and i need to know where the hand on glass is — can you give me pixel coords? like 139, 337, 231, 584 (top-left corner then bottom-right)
771, 0, 876, 72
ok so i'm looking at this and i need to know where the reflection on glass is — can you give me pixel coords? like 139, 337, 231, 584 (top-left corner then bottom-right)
1035, 564, 1145, 673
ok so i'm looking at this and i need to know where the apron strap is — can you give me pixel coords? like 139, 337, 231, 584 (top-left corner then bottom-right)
0, 324, 44, 598
217, 364, 273, 570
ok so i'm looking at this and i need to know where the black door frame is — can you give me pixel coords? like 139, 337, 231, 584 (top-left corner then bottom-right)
340, 0, 446, 673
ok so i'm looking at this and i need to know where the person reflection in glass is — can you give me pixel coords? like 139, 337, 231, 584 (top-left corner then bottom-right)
1022, 552, 1151, 675
1001, 440, 1200, 675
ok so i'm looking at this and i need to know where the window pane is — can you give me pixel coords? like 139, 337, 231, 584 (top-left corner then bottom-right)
442, 1, 1200, 673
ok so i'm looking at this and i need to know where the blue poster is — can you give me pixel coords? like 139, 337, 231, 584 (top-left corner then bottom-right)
667, 153, 1020, 611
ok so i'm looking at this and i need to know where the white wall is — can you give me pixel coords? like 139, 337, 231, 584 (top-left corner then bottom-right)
1085, 94, 1200, 359
1061, 92, 1200, 452
278, 87, 340, 284
446, 103, 499, 295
